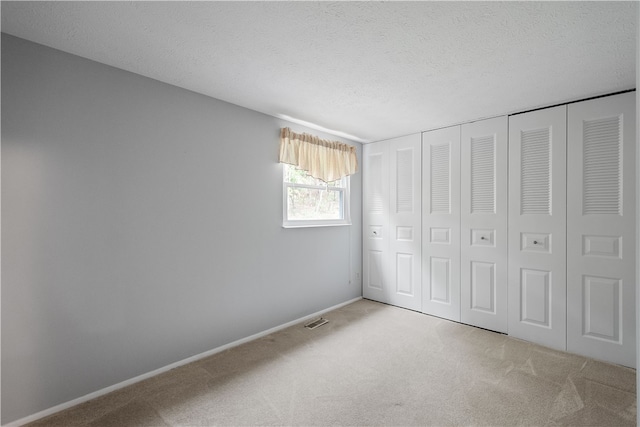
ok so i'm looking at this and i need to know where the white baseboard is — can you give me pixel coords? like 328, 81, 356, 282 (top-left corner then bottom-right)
4, 296, 362, 427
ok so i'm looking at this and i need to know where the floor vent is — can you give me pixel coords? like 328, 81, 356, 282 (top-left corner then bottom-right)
304, 317, 329, 330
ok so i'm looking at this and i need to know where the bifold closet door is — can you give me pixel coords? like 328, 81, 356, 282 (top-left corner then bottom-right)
567, 92, 636, 368
460, 117, 508, 333
388, 134, 422, 311
422, 126, 461, 321
508, 105, 567, 351
363, 135, 422, 311
363, 141, 389, 304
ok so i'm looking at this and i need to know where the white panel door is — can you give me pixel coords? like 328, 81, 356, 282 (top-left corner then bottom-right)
422, 126, 461, 321
363, 141, 390, 303
460, 116, 508, 333
567, 92, 636, 367
508, 105, 567, 351
388, 134, 422, 311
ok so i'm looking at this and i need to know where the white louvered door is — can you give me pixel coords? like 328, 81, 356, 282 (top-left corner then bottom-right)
388, 134, 422, 311
460, 117, 508, 333
508, 106, 567, 351
422, 126, 461, 321
363, 141, 390, 303
363, 135, 421, 311
567, 92, 636, 367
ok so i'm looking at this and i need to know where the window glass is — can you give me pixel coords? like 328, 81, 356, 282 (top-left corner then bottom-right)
283, 164, 350, 227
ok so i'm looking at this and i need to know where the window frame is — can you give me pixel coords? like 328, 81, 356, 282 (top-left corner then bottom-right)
282, 164, 351, 228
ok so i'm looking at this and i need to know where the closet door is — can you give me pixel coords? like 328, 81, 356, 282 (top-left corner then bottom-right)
508, 106, 567, 351
460, 117, 508, 333
567, 92, 636, 367
388, 134, 422, 311
363, 141, 390, 303
363, 135, 422, 311
422, 126, 461, 321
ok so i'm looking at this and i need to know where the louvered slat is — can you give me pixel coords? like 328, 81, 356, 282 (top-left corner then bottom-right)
396, 148, 413, 213
583, 116, 621, 215
471, 135, 495, 213
521, 128, 551, 215
431, 143, 450, 214
368, 154, 384, 214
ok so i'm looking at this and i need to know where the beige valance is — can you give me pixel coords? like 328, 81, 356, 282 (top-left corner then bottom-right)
279, 128, 358, 183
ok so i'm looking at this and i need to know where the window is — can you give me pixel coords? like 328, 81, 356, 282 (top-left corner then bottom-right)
283, 164, 350, 227
278, 127, 357, 227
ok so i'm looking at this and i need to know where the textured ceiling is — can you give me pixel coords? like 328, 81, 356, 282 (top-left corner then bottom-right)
1, 1, 637, 143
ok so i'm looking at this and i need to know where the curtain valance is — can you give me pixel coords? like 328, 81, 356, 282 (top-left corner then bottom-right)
279, 127, 358, 183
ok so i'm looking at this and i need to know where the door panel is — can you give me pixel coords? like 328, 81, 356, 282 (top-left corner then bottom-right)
388, 134, 422, 310
470, 261, 496, 313
582, 275, 620, 341
567, 92, 636, 367
367, 250, 384, 290
422, 126, 461, 321
508, 105, 567, 351
520, 268, 551, 327
461, 117, 508, 333
363, 142, 389, 303
430, 257, 451, 303
396, 253, 414, 295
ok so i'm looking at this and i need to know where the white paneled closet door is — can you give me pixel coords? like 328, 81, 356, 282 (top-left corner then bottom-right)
567, 92, 636, 368
388, 134, 422, 311
460, 117, 508, 333
508, 106, 567, 351
422, 126, 461, 321
363, 141, 390, 303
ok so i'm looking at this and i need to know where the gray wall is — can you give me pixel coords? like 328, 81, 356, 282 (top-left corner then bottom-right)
636, 1, 639, 412
1, 34, 362, 424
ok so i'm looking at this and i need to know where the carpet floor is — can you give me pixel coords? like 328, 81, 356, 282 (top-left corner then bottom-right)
27, 299, 636, 426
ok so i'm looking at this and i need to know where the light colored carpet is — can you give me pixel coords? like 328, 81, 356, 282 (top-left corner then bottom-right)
27, 299, 636, 426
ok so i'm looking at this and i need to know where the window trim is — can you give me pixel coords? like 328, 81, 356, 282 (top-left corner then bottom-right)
282, 165, 351, 228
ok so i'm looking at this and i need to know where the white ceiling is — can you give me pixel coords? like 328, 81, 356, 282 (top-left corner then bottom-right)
1, 1, 637, 143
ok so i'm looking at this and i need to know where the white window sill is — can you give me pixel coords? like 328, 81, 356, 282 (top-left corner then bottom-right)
282, 222, 352, 229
